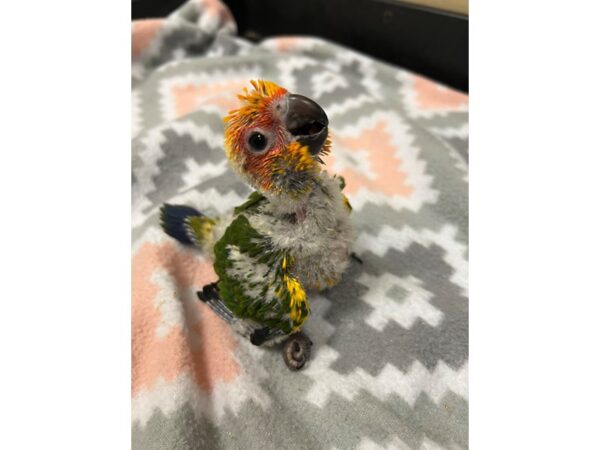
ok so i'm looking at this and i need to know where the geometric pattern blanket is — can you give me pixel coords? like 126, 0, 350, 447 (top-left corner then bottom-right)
132, 1, 468, 448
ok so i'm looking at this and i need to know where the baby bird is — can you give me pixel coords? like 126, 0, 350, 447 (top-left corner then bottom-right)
160, 80, 355, 369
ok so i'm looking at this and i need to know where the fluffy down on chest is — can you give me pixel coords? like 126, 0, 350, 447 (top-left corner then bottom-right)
251, 176, 355, 290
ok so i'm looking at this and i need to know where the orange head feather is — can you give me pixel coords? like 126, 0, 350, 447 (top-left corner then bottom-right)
224, 80, 331, 197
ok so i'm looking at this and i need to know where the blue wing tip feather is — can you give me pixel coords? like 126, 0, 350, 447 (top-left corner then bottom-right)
160, 203, 203, 245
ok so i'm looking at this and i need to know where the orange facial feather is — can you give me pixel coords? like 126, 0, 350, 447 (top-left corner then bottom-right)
223, 80, 330, 196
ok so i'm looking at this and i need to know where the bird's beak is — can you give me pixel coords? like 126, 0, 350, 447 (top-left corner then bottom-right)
285, 94, 329, 156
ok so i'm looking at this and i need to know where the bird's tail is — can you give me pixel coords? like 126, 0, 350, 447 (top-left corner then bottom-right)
160, 203, 215, 247
197, 283, 254, 337
197, 282, 236, 323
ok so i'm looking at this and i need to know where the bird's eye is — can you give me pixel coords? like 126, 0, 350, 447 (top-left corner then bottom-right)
248, 132, 268, 152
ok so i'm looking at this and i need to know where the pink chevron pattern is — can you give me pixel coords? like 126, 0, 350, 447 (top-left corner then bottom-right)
399, 72, 468, 118
325, 111, 438, 211
170, 80, 248, 118
132, 239, 240, 396
326, 120, 413, 197
157, 71, 262, 121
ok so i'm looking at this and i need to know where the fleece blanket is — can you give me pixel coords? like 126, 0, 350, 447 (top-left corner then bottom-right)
132, 1, 468, 448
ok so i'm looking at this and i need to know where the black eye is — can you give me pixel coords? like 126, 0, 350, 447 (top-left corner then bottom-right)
248, 132, 268, 152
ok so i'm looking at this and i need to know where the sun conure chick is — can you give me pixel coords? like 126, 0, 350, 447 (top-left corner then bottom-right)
160, 80, 356, 370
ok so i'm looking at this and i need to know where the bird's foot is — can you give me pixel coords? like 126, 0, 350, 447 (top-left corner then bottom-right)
197, 282, 219, 302
351, 252, 363, 264
282, 332, 313, 371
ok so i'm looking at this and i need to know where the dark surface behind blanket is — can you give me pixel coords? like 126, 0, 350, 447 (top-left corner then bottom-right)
132, 0, 468, 92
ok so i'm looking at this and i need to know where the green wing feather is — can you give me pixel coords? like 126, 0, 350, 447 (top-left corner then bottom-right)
233, 191, 266, 214
213, 213, 309, 334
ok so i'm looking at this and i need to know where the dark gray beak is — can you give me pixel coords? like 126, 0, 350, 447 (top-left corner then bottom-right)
285, 94, 329, 155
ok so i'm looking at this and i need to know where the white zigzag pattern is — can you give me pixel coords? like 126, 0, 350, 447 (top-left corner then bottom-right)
330, 46, 384, 101
132, 89, 143, 138
167, 186, 247, 217
327, 94, 377, 118
132, 120, 230, 228
274, 49, 382, 112
304, 347, 468, 408
427, 122, 469, 183
311, 71, 350, 98
430, 123, 469, 140
347, 436, 463, 450
356, 224, 468, 295
271, 37, 384, 103
132, 367, 271, 427
357, 273, 443, 331
333, 110, 439, 211
134, 184, 246, 235
305, 231, 461, 418
420, 437, 466, 450
276, 56, 318, 93
352, 436, 412, 450
435, 136, 468, 183
180, 157, 229, 192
